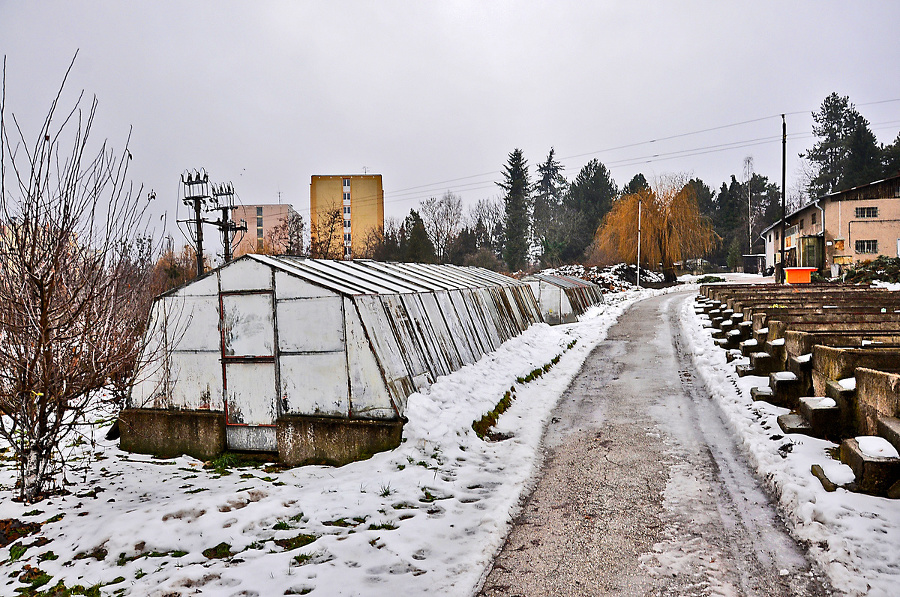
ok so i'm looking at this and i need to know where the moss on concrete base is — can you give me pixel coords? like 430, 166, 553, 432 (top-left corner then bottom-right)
277, 415, 405, 467
119, 408, 225, 461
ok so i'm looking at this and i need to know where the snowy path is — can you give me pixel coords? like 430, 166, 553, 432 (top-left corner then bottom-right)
478, 291, 831, 596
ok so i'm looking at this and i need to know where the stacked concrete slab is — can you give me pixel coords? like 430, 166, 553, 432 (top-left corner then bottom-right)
696, 283, 900, 497
121, 256, 542, 466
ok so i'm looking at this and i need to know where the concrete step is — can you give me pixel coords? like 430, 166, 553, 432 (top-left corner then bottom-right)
739, 338, 760, 357
878, 416, 900, 454
710, 328, 726, 340
799, 397, 841, 439
825, 379, 859, 438
753, 326, 769, 345
725, 349, 743, 363
769, 371, 804, 408
736, 363, 757, 377
750, 352, 776, 375
750, 385, 775, 402
777, 412, 812, 435
724, 328, 744, 349
840, 436, 900, 495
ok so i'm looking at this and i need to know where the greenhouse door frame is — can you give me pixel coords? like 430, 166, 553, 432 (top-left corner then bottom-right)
219, 289, 280, 452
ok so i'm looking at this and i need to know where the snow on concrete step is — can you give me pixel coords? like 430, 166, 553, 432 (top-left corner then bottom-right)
799, 397, 841, 439
778, 412, 812, 435
840, 436, 900, 495
878, 416, 900, 454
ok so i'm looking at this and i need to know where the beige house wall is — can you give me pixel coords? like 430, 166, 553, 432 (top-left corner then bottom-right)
310, 175, 384, 259
231, 204, 298, 257
763, 176, 900, 270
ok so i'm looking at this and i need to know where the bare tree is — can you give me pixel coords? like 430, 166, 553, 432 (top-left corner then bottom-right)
0, 56, 157, 501
266, 210, 306, 256
419, 191, 463, 262
468, 197, 504, 252
309, 206, 344, 259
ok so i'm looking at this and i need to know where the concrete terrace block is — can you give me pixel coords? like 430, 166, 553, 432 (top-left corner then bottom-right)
878, 416, 900, 454
725, 349, 743, 362
825, 379, 861, 438
751, 385, 774, 402
840, 437, 900, 495
736, 363, 757, 377
739, 338, 759, 357
770, 371, 803, 408
750, 352, 776, 375
799, 397, 842, 439
778, 413, 812, 435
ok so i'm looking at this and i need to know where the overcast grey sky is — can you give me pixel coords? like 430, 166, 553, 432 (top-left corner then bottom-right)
2, 1, 899, 255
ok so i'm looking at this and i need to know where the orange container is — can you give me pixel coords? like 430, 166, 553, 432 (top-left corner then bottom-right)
784, 267, 817, 284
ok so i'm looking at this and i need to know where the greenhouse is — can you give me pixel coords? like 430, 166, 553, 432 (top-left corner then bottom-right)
120, 256, 542, 465
523, 273, 605, 325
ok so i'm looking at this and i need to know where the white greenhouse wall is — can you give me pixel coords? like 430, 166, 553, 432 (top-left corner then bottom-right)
129, 257, 544, 452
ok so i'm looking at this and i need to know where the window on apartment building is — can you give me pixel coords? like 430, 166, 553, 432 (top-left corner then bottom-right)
855, 239, 878, 254
855, 206, 878, 218
344, 220, 351, 228
343, 205, 350, 215
342, 178, 350, 187
344, 233, 351, 242
344, 246, 352, 258
343, 192, 351, 202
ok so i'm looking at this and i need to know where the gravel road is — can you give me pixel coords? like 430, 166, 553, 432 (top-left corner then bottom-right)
476, 291, 832, 597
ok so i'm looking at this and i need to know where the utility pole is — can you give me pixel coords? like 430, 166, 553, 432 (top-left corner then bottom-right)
180, 170, 210, 277
745, 156, 753, 257
211, 182, 247, 263
179, 169, 248, 275
779, 115, 787, 284
636, 195, 642, 288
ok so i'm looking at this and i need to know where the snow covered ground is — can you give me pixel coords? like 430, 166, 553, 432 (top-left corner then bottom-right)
0, 287, 663, 596
0, 275, 896, 596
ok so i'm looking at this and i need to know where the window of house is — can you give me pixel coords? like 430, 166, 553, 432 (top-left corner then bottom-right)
855, 239, 878, 254
811, 212, 817, 225
343, 192, 351, 202
343, 205, 350, 214
855, 206, 878, 218
344, 220, 351, 228
799, 219, 804, 230
342, 178, 350, 188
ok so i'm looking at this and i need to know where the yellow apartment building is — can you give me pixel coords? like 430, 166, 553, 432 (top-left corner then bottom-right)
310, 175, 384, 259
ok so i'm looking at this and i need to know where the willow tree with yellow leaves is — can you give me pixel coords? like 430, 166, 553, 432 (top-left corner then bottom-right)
591, 176, 719, 282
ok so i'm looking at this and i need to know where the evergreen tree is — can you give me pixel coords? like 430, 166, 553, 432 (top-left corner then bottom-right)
687, 178, 715, 216
533, 148, 567, 255
621, 173, 649, 196
564, 158, 617, 259
884, 132, 900, 177
399, 210, 436, 263
803, 93, 884, 196
497, 148, 531, 271
804, 93, 854, 197
843, 112, 883, 189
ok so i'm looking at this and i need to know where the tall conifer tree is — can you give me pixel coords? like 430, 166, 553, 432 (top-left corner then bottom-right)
498, 148, 531, 271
